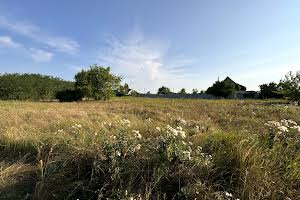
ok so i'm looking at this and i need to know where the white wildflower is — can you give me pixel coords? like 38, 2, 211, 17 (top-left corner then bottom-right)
225, 192, 233, 197
146, 118, 153, 122
178, 130, 186, 139
182, 150, 191, 160
133, 130, 142, 139
120, 119, 131, 126
155, 127, 161, 132
134, 144, 141, 151
115, 150, 121, 157
194, 125, 200, 132
278, 126, 289, 133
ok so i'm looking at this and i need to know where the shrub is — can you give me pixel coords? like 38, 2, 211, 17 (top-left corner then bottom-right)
259, 82, 283, 99
278, 71, 300, 103
55, 89, 83, 102
206, 80, 236, 98
75, 65, 121, 100
157, 86, 171, 95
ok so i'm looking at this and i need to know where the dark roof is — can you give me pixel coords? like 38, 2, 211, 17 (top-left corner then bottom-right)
223, 77, 246, 91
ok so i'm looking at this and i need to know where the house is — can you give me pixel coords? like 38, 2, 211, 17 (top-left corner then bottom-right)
223, 77, 260, 99
223, 77, 247, 91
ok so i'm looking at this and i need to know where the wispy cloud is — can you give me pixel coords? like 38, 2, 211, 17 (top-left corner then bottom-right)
0, 15, 79, 54
0, 36, 21, 48
98, 28, 193, 92
29, 48, 53, 62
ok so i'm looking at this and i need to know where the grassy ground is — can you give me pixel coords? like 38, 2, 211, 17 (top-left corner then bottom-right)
0, 98, 299, 200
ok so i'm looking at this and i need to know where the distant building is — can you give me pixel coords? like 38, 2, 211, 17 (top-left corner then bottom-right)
222, 77, 260, 99
223, 77, 247, 91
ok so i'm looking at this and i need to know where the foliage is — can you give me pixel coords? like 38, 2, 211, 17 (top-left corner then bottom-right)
259, 82, 283, 99
179, 88, 187, 95
206, 80, 237, 98
192, 88, 198, 94
157, 86, 171, 95
75, 65, 121, 100
0, 73, 74, 100
278, 71, 300, 103
55, 89, 84, 102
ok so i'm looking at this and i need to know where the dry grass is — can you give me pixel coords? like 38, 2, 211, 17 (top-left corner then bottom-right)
0, 98, 299, 199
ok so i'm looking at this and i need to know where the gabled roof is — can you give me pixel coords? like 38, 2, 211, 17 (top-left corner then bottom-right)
223, 77, 246, 91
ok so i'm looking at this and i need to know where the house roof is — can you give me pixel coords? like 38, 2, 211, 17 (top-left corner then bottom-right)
223, 77, 246, 91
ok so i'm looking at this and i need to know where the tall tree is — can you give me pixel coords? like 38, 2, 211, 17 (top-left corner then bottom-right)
75, 65, 121, 100
157, 86, 171, 95
179, 88, 187, 95
278, 71, 300, 103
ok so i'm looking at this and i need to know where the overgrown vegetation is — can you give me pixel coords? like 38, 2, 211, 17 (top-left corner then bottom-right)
75, 65, 122, 100
0, 98, 299, 199
0, 73, 74, 100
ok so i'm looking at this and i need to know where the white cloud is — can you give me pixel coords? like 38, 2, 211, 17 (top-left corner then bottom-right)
29, 48, 53, 62
98, 29, 193, 92
0, 36, 21, 48
0, 15, 79, 54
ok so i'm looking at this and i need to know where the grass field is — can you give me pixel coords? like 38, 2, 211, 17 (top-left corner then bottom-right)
0, 98, 299, 200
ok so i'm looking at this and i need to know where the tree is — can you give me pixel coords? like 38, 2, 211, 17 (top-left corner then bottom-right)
259, 82, 283, 99
75, 65, 121, 100
206, 80, 236, 98
157, 86, 171, 95
278, 71, 300, 103
117, 83, 130, 96
192, 89, 198, 95
179, 88, 186, 95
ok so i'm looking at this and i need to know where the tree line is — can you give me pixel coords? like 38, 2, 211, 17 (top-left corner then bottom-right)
0, 65, 299, 104
0, 73, 74, 100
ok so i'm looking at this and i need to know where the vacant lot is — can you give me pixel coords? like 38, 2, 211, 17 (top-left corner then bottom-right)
0, 98, 299, 200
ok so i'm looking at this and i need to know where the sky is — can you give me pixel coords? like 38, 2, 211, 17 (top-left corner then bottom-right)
0, 0, 299, 93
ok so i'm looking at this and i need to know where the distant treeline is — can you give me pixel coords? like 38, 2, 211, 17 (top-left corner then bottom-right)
0, 73, 74, 100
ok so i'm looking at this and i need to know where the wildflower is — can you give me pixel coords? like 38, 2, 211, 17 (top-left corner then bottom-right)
225, 192, 233, 197
134, 144, 141, 151
176, 117, 187, 126
278, 126, 289, 133
94, 132, 98, 136
155, 127, 161, 132
146, 118, 153, 122
176, 126, 183, 131
194, 125, 200, 132
110, 135, 116, 140
178, 130, 186, 139
120, 119, 131, 126
133, 130, 142, 139
115, 150, 121, 157
293, 126, 300, 132
166, 125, 178, 136
182, 150, 191, 160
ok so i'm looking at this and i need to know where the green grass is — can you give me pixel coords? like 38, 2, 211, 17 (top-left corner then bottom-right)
0, 98, 299, 199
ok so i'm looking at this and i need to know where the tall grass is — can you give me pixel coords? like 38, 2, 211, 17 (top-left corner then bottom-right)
0, 98, 299, 199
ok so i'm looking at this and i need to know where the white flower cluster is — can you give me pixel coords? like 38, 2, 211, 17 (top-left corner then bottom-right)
132, 130, 142, 140
120, 119, 131, 127
166, 125, 186, 139
175, 117, 187, 126
71, 123, 82, 129
265, 119, 300, 134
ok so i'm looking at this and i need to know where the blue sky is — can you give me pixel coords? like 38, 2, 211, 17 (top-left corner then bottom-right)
0, 0, 299, 92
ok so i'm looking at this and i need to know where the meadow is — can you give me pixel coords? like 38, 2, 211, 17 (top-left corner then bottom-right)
0, 98, 299, 200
